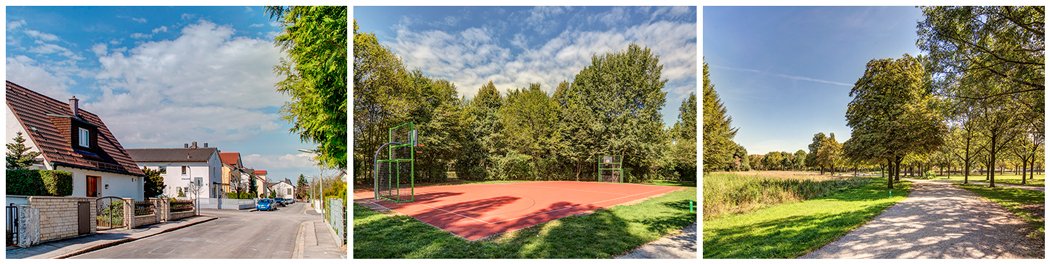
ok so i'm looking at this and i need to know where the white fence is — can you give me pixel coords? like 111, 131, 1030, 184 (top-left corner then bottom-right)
198, 198, 256, 210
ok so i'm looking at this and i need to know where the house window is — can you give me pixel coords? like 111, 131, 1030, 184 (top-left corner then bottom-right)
78, 127, 90, 147
181, 166, 188, 175
287, 189, 291, 195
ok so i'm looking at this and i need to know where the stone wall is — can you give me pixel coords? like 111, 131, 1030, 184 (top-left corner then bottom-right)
132, 214, 159, 227
169, 210, 196, 221
27, 196, 96, 243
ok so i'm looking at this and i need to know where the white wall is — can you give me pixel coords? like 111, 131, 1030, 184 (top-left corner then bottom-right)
60, 166, 144, 201
269, 182, 294, 199
137, 151, 223, 199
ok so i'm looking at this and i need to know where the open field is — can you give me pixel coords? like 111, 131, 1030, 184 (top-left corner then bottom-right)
353, 187, 696, 258
933, 173, 1045, 187
703, 171, 872, 219
703, 176, 911, 258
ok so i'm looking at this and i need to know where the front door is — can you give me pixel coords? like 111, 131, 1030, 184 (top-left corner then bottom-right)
86, 176, 100, 197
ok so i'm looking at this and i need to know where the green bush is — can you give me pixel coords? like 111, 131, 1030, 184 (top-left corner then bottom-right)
6, 169, 73, 196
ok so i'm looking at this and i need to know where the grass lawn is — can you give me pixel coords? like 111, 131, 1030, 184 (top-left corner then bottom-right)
933, 173, 1045, 187
703, 178, 911, 258
956, 184, 1045, 239
353, 187, 697, 258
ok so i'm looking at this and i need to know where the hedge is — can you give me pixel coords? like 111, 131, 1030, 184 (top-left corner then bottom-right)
6, 169, 73, 196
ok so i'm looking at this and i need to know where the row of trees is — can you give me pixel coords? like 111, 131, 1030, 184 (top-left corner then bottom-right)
354, 21, 697, 184
844, 7, 1044, 188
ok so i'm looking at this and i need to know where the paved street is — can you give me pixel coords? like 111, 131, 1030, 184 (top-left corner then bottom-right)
73, 202, 344, 258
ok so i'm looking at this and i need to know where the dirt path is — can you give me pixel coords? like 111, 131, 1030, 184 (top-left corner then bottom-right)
617, 223, 696, 259
802, 180, 1043, 259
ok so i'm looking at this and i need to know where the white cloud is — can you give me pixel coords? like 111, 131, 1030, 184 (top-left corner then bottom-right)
387, 20, 697, 100
91, 43, 107, 56
710, 65, 853, 87
87, 20, 287, 146
152, 26, 169, 33
25, 30, 59, 42
249, 23, 264, 28
242, 152, 318, 170
6, 55, 75, 100
28, 42, 83, 61
131, 17, 147, 23
8, 19, 26, 30
130, 32, 151, 39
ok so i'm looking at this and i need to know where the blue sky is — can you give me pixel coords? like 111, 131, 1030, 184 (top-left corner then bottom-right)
356, 6, 697, 126
704, 6, 923, 154
6, 6, 324, 184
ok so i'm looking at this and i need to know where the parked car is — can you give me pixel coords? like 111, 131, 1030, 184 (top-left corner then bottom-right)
274, 198, 287, 207
256, 199, 275, 211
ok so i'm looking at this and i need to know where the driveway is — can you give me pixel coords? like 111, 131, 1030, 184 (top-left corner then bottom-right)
72, 202, 343, 258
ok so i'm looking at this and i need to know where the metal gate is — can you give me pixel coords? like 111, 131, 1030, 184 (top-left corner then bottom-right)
6, 203, 17, 246
96, 197, 128, 230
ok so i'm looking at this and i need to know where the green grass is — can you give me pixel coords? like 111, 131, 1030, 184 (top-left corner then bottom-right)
956, 184, 1045, 239
353, 188, 696, 258
703, 172, 871, 219
703, 178, 911, 258
933, 173, 1045, 187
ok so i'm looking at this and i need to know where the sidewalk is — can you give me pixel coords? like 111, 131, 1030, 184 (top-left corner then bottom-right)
617, 222, 697, 259
6, 215, 217, 259
293, 206, 346, 258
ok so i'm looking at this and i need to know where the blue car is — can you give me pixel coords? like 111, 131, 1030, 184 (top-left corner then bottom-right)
256, 199, 274, 211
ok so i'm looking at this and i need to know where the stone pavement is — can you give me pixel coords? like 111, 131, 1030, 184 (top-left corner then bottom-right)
5, 215, 217, 259
617, 222, 697, 259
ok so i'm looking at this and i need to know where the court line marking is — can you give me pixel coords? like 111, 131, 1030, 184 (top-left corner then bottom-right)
512, 184, 632, 195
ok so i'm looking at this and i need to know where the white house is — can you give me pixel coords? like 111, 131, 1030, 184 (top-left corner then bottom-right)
6, 81, 145, 200
268, 179, 295, 199
126, 142, 223, 199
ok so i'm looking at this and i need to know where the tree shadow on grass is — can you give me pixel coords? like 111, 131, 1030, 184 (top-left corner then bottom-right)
702, 203, 890, 259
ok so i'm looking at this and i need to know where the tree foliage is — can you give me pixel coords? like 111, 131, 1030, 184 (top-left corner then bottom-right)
844, 54, 946, 188
703, 61, 739, 172
6, 132, 40, 170
143, 167, 166, 198
352, 23, 688, 184
268, 6, 348, 169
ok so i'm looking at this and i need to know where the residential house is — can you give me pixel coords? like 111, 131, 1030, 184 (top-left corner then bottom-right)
6, 81, 145, 200
253, 169, 268, 198
126, 142, 223, 199
267, 179, 295, 199
219, 152, 247, 194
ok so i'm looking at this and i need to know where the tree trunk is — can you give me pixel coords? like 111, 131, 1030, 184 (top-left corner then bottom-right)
1021, 160, 1028, 185
887, 158, 894, 189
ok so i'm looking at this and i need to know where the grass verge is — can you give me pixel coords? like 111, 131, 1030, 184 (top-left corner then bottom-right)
353, 188, 696, 258
703, 178, 911, 258
933, 173, 1045, 187
703, 172, 871, 219
956, 184, 1045, 239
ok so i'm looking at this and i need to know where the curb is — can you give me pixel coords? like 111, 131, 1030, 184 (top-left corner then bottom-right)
54, 216, 218, 259
292, 221, 308, 258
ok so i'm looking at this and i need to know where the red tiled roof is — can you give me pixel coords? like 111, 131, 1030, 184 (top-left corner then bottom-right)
255, 169, 267, 175
6, 81, 144, 176
219, 152, 241, 166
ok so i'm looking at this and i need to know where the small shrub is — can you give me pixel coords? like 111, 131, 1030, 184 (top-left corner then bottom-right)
6, 169, 73, 196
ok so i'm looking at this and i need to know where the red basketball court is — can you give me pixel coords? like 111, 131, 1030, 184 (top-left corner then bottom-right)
353, 181, 681, 240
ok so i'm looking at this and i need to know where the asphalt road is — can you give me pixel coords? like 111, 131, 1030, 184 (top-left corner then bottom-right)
74, 202, 324, 258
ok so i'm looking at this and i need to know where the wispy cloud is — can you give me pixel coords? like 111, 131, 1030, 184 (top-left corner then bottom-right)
710, 64, 853, 87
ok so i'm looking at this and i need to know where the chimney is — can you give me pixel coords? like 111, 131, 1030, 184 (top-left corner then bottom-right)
204, 142, 209, 148
69, 96, 79, 117
184, 143, 189, 148
191, 141, 198, 148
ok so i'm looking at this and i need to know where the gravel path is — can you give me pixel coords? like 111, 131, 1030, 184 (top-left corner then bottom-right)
617, 223, 696, 259
802, 180, 1043, 259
